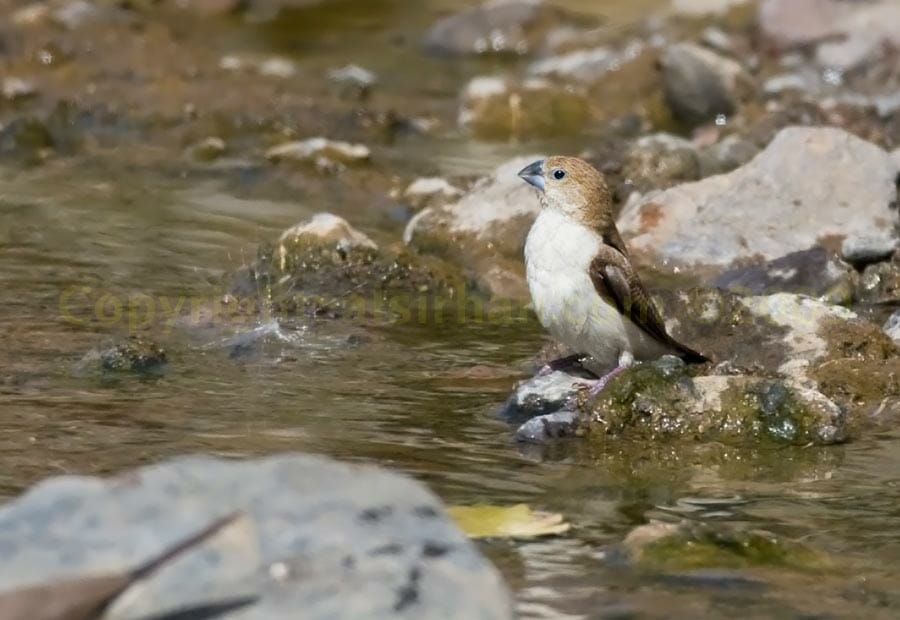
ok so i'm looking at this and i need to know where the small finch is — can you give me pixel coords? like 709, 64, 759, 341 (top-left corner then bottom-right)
518, 156, 709, 394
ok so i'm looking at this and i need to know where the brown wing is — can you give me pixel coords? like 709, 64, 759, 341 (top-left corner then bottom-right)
589, 242, 709, 363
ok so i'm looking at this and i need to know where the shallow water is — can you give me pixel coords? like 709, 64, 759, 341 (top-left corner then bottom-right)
3, 1, 900, 618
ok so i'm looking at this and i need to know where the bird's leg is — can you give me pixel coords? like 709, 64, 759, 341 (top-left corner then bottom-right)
585, 365, 626, 396
537, 353, 585, 376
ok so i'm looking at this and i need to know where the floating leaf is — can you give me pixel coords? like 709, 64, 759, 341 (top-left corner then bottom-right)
447, 503, 570, 539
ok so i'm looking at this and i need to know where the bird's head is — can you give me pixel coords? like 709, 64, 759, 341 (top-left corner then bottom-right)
517, 155, 613, 229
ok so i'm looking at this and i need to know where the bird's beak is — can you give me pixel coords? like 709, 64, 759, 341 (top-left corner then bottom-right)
517, 160, 545, 192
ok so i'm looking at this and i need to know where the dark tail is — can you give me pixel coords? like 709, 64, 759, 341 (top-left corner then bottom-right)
674, 341, 711, 365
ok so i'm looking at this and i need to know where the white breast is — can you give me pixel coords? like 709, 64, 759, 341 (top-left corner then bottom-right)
524, 209, 671, 371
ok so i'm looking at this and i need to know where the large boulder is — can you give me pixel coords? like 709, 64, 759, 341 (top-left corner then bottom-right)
618, 127, 899, 274
0, 454, 515, 620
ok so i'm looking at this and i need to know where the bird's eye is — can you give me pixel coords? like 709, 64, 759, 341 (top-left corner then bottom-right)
552, 169, 566, 180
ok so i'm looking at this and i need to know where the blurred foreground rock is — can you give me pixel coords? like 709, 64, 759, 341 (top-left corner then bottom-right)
0, 453, 514, 620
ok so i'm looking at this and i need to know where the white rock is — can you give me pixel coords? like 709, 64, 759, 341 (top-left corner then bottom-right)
265, 138, 370, 164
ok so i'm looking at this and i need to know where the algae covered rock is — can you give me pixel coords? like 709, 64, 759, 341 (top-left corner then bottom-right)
231, 213, 463, 321
78, 336, 168, 374
622, 520, 832, 572
506, 290, 899, 445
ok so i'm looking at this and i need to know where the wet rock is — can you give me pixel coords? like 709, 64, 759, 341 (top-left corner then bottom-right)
503, 290, 898, 444
77, 336, 167, 374
235, 213, 461, 320
401, 177, 464, 211
622, 520, 831, 571
458, 76, 589, 140
328, 64, 377, 100
659, 42, 752, 128
0, 117, 54, 163
698, 135, 759, 176
0, 453, 514, 619
857, 260, 900, 304
622, 133, 702, 193
258, 57, 297, 79
588, 358, 845, 446
514, 410, 582, 443
188, 136, 227, 162
528, 41, 645, 84
403, 155, 543, 298
710, 247, 857, 303
499, 370, 589, 422
2, 77, 38, 102
277, 212, 378, 256
841, 234, 897, 267
758, 0, 850, 48
265, 138, 371, 168
423, 0, 576, 57
883, 309, 900, 344
618, 127, 899, 274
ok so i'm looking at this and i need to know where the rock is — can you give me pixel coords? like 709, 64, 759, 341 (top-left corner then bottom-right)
265, 138, 370, 168
514, 410, 582, 443
328, 64, 377, 100
841, 234, 898, 267
403, 155, 543, 298
51, 0, 103, 28
181, 0, 245, 17
698, 135, 759, 176
0, 117, 54, 162
622, 133, 702, 194
258, 57, 297, 79
499, 370, 589, 422
458, 76, 589, 139
502, 290, 898, 444
892, 147, 900, 169
760, 0, 900, 70
858, 260, 900, 304
0, 453, 514, 619
528, 41, 645, 84
618, 127, 899, 273
658, 42, 752, 128
77, 336, 168, 374
622, 520, 831, 571
884, 309, 900, 344
277, 212, 378, 259
234, 214, 461, 320
423, 0, 574, 57
710, 247, 857, 303
671, 0, 749, 16
189, 136, 227, 162
2, 77, 38, 101
401, 177, 464, 211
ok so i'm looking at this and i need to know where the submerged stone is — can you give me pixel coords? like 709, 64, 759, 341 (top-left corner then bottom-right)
78, 336, 168, 374
622, 520, 832, 572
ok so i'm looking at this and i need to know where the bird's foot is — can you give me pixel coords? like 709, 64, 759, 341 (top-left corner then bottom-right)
582, 365, 626, 397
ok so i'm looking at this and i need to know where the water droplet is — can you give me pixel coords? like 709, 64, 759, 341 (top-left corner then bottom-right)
715, 114, 727, 126
822, 67, 843, 86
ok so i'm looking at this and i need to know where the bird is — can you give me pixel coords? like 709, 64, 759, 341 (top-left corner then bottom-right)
517, 156, 709, 394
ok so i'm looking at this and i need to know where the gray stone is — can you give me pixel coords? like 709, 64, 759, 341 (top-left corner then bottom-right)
514, 409, 582, 443
423, 0, 563, 56
841, 234, 897, 267
884, 309, 900, 344
0, 454, 514, 620
711, 247, 856, 302
527, 41, 645, 84
659, 42, 752, 128
622, 133, 702, 193
499, 370, 587, 421
760, 0, 900, 70
618, 127, 899, 273
698, 135, 759, 176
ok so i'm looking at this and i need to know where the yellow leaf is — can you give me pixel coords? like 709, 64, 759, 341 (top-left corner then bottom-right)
447, 503, 571, 539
